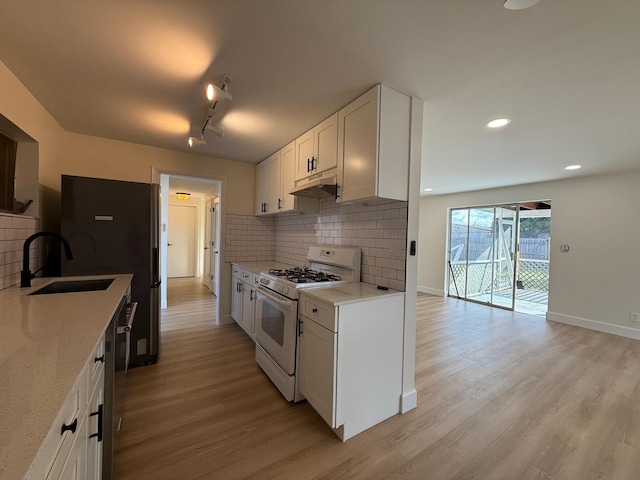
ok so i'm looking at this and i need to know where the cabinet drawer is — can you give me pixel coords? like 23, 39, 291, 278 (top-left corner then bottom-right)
88, 333, 105, 393
232, 264, 242, 280
241, 268, 252, 283
299, 295, 337, 332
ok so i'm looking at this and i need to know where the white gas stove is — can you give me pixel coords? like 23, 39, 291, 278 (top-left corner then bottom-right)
254, 245, 361, 401
257, 245, 361, 300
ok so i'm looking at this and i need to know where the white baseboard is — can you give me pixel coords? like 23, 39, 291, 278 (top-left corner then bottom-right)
220, 314, 235, 326
546, 311, 640, 341
400, 389, 417, 413
417, 286, 445, 296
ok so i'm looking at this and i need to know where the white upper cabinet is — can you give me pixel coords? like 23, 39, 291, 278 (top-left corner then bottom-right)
255, 144, 318, 216
255, 151, 280, 215
294, 128, 315, 182
313, 113, 338, 175
295, 113, 338, 182
337, 85, 410, 204
280, 140, 296, 212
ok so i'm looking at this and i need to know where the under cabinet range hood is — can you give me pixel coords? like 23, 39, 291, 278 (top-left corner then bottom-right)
289, 169, 338, 199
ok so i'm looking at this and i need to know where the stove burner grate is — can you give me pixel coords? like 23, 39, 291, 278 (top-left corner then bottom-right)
268, 267, 341, 283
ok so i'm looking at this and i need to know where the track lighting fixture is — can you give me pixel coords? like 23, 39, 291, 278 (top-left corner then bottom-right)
188, 73, 232, 147
188, 136, 206, 147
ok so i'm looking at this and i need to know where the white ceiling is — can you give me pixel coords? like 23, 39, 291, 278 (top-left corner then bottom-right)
1, 0, 639, 195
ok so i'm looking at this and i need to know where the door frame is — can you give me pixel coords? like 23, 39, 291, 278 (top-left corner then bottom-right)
153, 167, 225, 326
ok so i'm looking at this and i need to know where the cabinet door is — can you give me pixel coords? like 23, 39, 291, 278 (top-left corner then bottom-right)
298, 316, 337, 427
241, 284, 255, 338
86, 376, 104, 480
266, 152, 281, 213
231, 279, 243, 322
255, 161, 269, 215
337, 86, 379, 203
294, 128, 314, 181
313, 113, 338, 174
46, 415, 87, 480
280, 141, 296, 212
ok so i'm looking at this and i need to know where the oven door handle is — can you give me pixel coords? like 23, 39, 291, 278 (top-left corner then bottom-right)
256, 287, 296, 309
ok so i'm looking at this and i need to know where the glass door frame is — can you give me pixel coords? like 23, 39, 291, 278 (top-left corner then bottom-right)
447, 203, 521, 311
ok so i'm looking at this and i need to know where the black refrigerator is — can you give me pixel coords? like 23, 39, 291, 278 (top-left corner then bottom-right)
61, 175, 160, 366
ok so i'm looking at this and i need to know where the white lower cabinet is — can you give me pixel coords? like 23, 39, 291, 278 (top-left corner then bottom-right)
231, 277, 243, 322
240, 281, 256, 337
298, 291, 405, 441
86, 370, 104, 480
27, 333, 106, 480
231, 264, 257, 339
298, 315, 337, 426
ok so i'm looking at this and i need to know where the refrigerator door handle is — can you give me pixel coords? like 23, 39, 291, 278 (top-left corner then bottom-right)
152, 247, 159, 284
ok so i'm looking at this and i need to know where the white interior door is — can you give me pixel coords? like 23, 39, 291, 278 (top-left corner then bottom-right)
211, 197, 220, 296
168, 204, 197, 278
203, 198, 212, 289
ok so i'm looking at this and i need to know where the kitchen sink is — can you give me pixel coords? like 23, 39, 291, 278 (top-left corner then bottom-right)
29, 278, 115, 296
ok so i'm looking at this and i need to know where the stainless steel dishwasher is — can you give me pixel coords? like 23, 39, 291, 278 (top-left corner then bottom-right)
103, 295, 137, 480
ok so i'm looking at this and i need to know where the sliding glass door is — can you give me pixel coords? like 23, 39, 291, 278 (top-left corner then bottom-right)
448, 205, 519, 310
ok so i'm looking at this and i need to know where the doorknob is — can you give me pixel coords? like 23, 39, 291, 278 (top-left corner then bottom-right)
204, 247, 208, 249
167, 243, 173, 246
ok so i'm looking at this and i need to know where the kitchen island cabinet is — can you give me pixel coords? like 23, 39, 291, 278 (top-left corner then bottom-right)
0, 274, 132, 480
298, 284, 405, 441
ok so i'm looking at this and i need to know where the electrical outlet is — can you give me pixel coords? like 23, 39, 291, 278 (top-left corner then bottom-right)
631, 312, 640, 323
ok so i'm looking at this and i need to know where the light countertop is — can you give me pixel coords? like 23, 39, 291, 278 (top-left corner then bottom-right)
0, 274, 133, 480
299, 282, 405, 306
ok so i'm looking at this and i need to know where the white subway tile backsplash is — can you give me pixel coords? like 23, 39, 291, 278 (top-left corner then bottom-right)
224, 199, 408, 291
0, 213, 39, 290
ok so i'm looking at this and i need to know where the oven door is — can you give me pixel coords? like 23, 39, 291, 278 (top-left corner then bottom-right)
255, 286, 298, 374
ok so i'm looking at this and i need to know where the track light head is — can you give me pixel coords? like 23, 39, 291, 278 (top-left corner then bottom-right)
206, 124, 225, 137
188, 136, 206, 147
205, 83, 232, 103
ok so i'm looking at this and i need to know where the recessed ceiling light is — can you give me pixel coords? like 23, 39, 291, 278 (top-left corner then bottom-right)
504, 0, 541, 10
564, 164, 582, 170
423, 188, 433, 192
486, 118, 511, 129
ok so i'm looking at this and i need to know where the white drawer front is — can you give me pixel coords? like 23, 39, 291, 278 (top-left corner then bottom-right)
241, 268, 252, 283
299, 295, 337, 332
232, 264, 242, 280
88, 333, 105, 393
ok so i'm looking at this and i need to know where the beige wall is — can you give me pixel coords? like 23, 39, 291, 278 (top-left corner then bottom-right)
62, 132, 255, 215
418, 170, 640, 337
0, 61, 65, 229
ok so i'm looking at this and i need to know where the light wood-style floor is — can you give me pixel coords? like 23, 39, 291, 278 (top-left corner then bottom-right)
116, 277, 640, 479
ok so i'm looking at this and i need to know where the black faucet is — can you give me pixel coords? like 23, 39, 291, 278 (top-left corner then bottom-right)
21, 232, 73, 288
